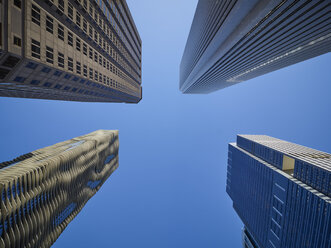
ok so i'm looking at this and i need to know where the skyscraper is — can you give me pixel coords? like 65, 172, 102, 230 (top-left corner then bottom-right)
0, 0, 142, 103
226, 135, 330, 248
0, 130, 119, 247
180, 0, 331, 94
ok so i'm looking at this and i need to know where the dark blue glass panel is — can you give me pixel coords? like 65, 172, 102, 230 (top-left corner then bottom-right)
30, 80, 40, 85
105, 154, 115, 164
41, 67, 51, 73
13, 76, 26, 83
25, 62, 38, 69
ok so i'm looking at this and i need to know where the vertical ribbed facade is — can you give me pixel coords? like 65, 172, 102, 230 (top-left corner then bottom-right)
0, 130, 119, 247
180, 0, 331, 94
242, 227, 260, 248
227, 135, 331, 248
0, 0, 142, 103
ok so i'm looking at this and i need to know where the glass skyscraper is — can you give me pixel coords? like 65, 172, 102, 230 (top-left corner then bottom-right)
180, 0, 331, 93
0, 0, 142, 103
227, 135, 330, 248
0, 130, 119, 247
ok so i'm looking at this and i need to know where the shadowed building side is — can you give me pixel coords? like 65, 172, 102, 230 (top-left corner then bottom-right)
242, 227, 260, 248
0, 130, 119, 247
226, 135, 330, 248
0, 0, 142, 103
180, 0, 331, 94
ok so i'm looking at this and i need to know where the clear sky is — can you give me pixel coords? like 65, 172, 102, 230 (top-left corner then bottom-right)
1, 0, 331, 247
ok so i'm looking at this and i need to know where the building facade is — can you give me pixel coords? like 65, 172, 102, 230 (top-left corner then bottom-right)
180, 0, 331, 94
242, 227, 260, 248
227, 135, 330, 248
0, 130, 119, 247
0, 0, 142, 103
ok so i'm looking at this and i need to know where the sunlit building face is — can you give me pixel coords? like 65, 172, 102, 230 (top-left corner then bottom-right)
0, 130, 119, 247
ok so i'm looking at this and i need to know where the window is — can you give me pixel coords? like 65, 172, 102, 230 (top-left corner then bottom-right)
94, 11, 98, 22
94, 70, 98, 81
31, 4, 40, 26
68, 2, 73, 20
89, 5, 93, 17
68, 32, 73, 46
76, 61, 81, 74
30, 80, 40, 85
58, 24, 64, 41
99, 55, 102, 65
94, 51, 98, 62
58, 52, 64, 68
103, 58, 106, 68
46, 46, 54, 64
83, 19, 87, 33
58, 0, 64, 13
76, 12, 81, 27
13, 36, 21, 47
64, 74, 71, 79
94, 30, 98, 43
31, 39, 40, 59
89, 47, 93, 59
83, 43, 87, 56
14, 0, 21, 8
83, 65, 87, 77
46, 0, 54, 5
99, 16, 102, 27
14, 76, 25, 83
54, 70, 62, 76
68, 57, 73, 71
89, 68, 93, 79
46, 15, 53, 34
41, 66, 51, 73
89, 25, 93, 38
76, 38, 81, 51
26, 62, 38, 69
83, 0, 87, 10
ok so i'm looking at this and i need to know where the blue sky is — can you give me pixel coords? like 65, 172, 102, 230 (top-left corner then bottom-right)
1, 0, 331, 247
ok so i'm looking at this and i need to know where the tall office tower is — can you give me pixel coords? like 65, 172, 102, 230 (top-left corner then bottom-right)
226, 135, 331, 248
180, 0, 331, 93
0, 0, 142, 103
0, 130, 119, 247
